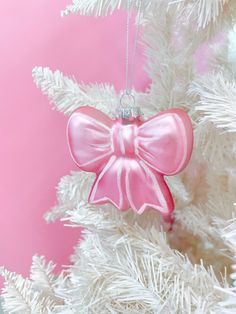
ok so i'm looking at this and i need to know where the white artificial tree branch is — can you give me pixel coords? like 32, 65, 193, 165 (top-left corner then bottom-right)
142, 5, 196, 112
212, 217, 236, 311
44, 171, 93, 223
177, 0, 236, 30
32, 67, 117, 116
61, 0, 165, 17
194, 123, 236, 170
55, 204, 231, 313
190, 72, 236, 132
32, 67, 152, 118
30, 256, 64, 307
1, 268, 56, 314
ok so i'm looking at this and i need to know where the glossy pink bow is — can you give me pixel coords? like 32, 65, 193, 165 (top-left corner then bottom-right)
67, 106, 193, 219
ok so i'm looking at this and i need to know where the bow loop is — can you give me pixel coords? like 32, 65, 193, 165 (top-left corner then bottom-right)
137, 109, 193, 175
67, 106, 113, 172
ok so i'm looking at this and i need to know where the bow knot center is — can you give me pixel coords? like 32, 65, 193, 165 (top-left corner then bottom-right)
112, 122, 138, 156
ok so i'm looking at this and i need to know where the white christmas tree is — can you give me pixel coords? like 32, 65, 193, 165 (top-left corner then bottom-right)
2, 0, 236, 313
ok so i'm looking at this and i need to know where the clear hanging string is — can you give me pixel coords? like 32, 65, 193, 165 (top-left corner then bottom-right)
118, 0, 142, 119
126, 0, 141, 95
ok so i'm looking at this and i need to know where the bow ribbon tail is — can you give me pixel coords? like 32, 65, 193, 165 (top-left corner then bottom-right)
89, 156, 130, 211
125, 160, 174, 215
90, 157, 174, 216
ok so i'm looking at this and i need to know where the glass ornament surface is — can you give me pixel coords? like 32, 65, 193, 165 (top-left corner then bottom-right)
67, 106, 193, 221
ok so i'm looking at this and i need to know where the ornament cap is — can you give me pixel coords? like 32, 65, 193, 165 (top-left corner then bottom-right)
116, 107, 141, 119
117, 92, 141, 119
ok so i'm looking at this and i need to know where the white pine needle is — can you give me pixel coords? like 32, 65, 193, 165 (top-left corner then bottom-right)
190, 72, 236, 132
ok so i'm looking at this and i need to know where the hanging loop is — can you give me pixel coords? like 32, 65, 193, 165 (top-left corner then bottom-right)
120, 91, 135, 108
117, 91, 141, 119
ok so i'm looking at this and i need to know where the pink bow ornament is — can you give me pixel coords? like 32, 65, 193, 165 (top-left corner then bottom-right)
67, 106, 193, 221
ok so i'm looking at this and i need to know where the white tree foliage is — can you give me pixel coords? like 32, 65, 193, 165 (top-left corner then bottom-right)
190, 72, 236, 131
180, 0, 229, 28
1, 264, 56, 313
2, 0, 236, 313
32, 67, 118, 116
61, 0, 162, 18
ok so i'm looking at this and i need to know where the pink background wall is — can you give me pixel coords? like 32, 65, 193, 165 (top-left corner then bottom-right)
0, 1, 149, 286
